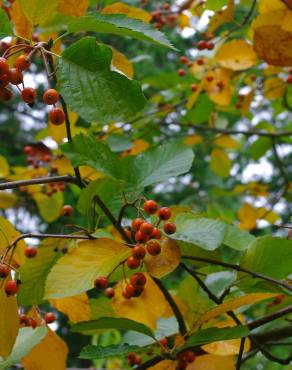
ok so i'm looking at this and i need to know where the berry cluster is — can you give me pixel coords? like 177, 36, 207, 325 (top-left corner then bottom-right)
0, 48, 65, 125
267, 294, 285, 307
150, 3, 177, 30
176, 350, 196, 370
20, 311, 56, 329
127, 352, 142, 366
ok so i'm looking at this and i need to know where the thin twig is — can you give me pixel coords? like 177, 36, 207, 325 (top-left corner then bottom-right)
135, 355, 164, 370
236, 338, 246, 370
0, 175, 78, 190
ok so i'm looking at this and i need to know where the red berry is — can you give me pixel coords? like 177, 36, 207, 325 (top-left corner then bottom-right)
132, 245, 146, 260
187, 62, 193, 68
43, 88, 59, 105
5, 280, 19, 296
163, 222, 176, 235
27, 317, 37, 329
140, 222, 154, 236
105, 287, 115, 298
135, 355, 142, 365
151, 227, 162, 240
197, 40, 207, 50
130, 272, 146, 287
19, 314, 28, 325
158, 207, 171, 220
43, 154, 51, 163
0, 87, 13, 101
191, 84, 197, 92
0, 264, 10, 278
235, 102, 242, 109
159, 338, 168, 347
49, 108, 65, 125
0, 73, 9, 88
206, 75, 214, 82
60, 204, 73, 216
45, 312, 56, 324
287, 75, 292, 84
127, 352, 137, 365
23, 145, 33, 155
176, 360, 187, 370
180, 350, 196, 363
126, 256, 141, 269
144, 200, 158, 214
94, 276, 108, 290
15, 55, 31, 71
146, 240, 161, 256
25, 246, 37, 258
122, 284, 135, 299
135, 230, 149, 243
8, 68, 23, 85
197, 58, 204, 66
132, 218, 144, 231
179, 56, 188, 64
21, 87, 37, 104
178, 69, 185, 77
206, 42, 214, 50
217, 80, 224, 89
0, 57, 9, 76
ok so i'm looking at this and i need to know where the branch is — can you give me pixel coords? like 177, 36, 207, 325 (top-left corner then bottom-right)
236, 338, 246, 370
271, 137, 290, 188
152, 277, 187, 336
280, 0, 292, 10
182, 255, 292, 293
135, 355, 164, 370
253, 326, 292, 343
0, 175, 78, 190
248, 305, 292, 330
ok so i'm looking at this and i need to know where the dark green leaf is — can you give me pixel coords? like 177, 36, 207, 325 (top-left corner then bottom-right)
58, 37, 146, 124
79, 343, 141, 359
72, 317, 155, 338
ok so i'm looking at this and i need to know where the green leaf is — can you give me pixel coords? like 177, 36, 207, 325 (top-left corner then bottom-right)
205, 0, 228, 11
79, 343, 141, 359
173, 214, 227, 251
106, 134, 132, 153
72, 317, 155, 338
18, 241, 62, 306
185, 94, 214, 125
0, 8, 13, 39
90, 297, 116, 320
210, 149, 231, 178
249, 137, 272, 160
0, 327, 48, 369
223, 225, 255, 251
58, 37, 146, 124
54, 13, 176, 50
240, 236, 292, 279
181, 326, 249, 350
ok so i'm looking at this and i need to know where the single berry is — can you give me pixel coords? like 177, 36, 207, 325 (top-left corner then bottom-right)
127, 256, 141, 269
132, 218, 144, 231
217, 80, 224, 89
159, 338, 168, 347
25, 246, 37, 258
197, 58, 204, 66
19, 314, 28, 325
127, 352, 137, 365
164, 222, 176, 235
50, 164, 58, 173
135, 230, 149, 243
146, 240, 161, 256
60, 205, 73, 216
0, 57, 9, 76
5, 280, 19, 296
206, 42, 214, 50
135, 355, 142, 365
27, 317, 37, 329
206, 75, 214, 82
287, 75, 292, 84
0, 73, 9, 88
187, 62, 193, 68
130, 272, 146, 287
94, 276, 108, 290
43, 88, 59, 105
43, 154, 51, 163
179, 56, 188, 64
105, 287, 115, 298
140, 222, 154, 236
235, 102, 242, 109
132, 245, 146, 260
158, 207, 171, 220
8, 68, 23, 85
23, 145, 33, 155
176, 360, 187, 370
45, 312, 56, 324
21, 87, 37, 104
180, 350, 196, 363
191, 84, 197, 92
151, 227, 162, 240
144, 200, 158, 214
15, 55, 31, 71
132, 285, 144, 297
197, 40, 207, 50
123, 284, 135, 299
0, 264, 10, 278
178, 69, 185, 77
49, 107, 65, 125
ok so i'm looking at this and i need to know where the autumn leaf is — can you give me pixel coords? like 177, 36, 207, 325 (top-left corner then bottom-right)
0, 155, 9, 177
210, 148, 232, 178
50, 293, 91, 323
237, 203, 257, 230
58, 0, 89, 17
102, 2, 151, 23
10, 0, 32, 38
188, 354, 236, 370
204, 68, 232, 106
0, 192, 17, 209
112, 48, 134, 78
214, 135, 239, 149
208, 0, 234, 33
263, 77, 285, 100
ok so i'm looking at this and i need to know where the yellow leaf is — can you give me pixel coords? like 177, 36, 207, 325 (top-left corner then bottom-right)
19, 0, 59, 26
187, 80, 205, 109
0, 192, 17, 209
264, 77, 285, 100
0, 217, 26, 267
210, 149, 231, 178
204, 68, 233, 106
215, 40, 257, 71
144, 239, 181, 278
247, 182, 269, 197
240, 90, 254, 116
0, 155, 10, 177
0, 275, 19, 359
149, 360, 175, 370
237, 203, 257, 230
188, 354, 235, 370
21, 329, 68, 370
214, 135, 239, 149
257, 207, 280, 223
50, 293, 91, 323
195, 293, 276, 328
33, 191, 63, 223
10, 0, 32, 39
123, 139, 150, 156
79, 166, 103, 181
48, 122, 67, 144
52, 157, 74, 176
258, 0, 286, 13
208, 0, 234, 33
112, 273, 168, 331
102, 2, 151, 23
45, 238, 131, 299
178, 14, 190, 29
162, 295, 187, 319
252, 11, 292, 66
184, 134, 203, 146
112, 48, 134, 79
58, 0, 89, 16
